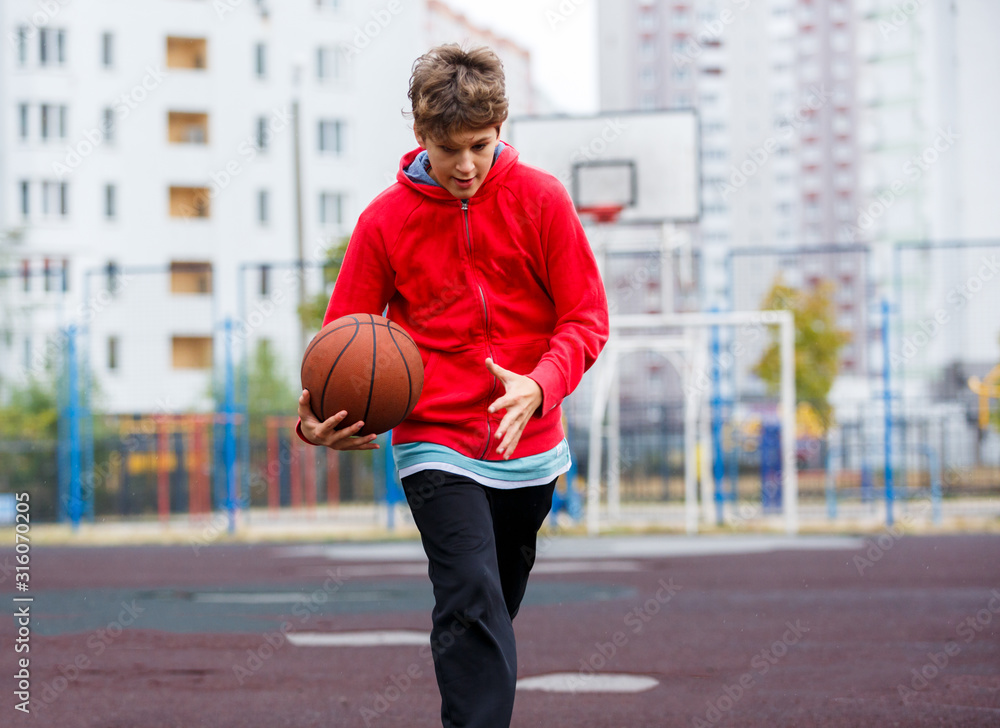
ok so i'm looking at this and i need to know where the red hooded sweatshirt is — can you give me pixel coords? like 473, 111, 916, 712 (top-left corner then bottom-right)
304, 142, 609, 460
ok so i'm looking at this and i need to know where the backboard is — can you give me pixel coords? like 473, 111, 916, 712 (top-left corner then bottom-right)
508, 109, 700, 224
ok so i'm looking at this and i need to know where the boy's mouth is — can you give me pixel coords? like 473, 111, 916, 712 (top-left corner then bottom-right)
453, 177, 476, 190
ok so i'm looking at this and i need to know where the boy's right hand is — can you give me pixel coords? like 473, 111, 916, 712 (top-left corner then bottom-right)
298, 390, 380, 451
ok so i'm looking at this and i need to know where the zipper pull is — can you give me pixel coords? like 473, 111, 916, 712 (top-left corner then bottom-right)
461, 200, 468, 211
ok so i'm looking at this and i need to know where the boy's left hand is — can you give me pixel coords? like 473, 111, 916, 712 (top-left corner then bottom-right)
486, 358, 543, 460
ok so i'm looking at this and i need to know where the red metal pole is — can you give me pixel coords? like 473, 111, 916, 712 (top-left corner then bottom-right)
326, 448, 339, 508
304, 436, 317, 516
267, 417, 279, 511
290, 424, 302, 508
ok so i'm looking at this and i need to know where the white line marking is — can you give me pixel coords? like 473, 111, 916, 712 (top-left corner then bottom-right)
517, 673, 659, 693
288, 631, 429, 647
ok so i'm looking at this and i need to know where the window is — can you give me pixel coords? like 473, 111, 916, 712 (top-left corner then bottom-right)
172, 336, 213, 369
106, 261, 120, 294
317, 46, 343, 81
102, 32, 114, 68
43, 258, 53, 292
254, 42, 267, 78
108, 336, 119, 371
319, 192, 343, 226
640, 37, 656, 60
102, 108, 115, 143
170, 261, 213, 294
20, 181, 30, 217
41, 105, 51, 140
638, 8, 657, 31
23, 336, 31, 370
19, 104, 29, 140
105, 184, 117, 220
256, 116, 269, 151
257, 189, 269, 225
640, 66, 656, 87
169, 187, 211, 218
39, 29, 66, 66
316, 0, 341, 10
41, 181, 69, 218
166, 37, 207, 70
16, 26, 29, 65
639, 94, 657, 110
259, 265, 270, 297
318, 120, 344, 154
168, 111, 209, 144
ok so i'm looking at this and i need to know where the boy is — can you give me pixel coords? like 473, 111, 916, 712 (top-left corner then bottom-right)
297, 44, 608, 727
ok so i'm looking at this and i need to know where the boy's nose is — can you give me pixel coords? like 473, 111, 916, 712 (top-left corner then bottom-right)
456, 154, 476, 174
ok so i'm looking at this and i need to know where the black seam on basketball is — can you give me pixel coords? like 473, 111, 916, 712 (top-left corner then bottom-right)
361, 314, 376, 427
386, 324, 413, 418
305, 318, 398, 361
302, 317, 357, 361
319, 319, 360, 422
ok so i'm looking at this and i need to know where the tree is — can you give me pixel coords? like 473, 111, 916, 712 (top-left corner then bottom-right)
298, 236, 350, 332
752, 278, 851, 430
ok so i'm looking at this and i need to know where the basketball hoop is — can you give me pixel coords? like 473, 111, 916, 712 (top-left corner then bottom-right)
577, 205, 624, 225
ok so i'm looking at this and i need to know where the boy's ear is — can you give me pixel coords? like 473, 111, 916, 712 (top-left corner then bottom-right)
414, 129, 426, 149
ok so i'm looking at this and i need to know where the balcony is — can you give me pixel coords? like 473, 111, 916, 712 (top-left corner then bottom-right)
169, 187, 211, 219
168, 112, 209, 144
167, 37, 207, 70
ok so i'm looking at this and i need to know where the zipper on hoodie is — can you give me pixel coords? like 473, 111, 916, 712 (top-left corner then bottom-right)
462, 199, 498, 459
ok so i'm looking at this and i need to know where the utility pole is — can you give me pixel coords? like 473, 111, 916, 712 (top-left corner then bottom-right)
292, 61, 307, 356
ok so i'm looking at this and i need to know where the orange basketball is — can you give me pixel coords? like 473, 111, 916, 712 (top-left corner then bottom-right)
301, 314, 424, 436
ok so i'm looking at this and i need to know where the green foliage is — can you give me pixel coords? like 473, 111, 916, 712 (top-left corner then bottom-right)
0, 375, 58, 440
298, 236, 350, 332
752, 278, 851, 430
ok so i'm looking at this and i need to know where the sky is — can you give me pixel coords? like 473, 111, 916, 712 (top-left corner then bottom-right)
440, 0, 599, 114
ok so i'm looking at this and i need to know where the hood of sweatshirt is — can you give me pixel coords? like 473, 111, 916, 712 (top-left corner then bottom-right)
396, 141, 518, 203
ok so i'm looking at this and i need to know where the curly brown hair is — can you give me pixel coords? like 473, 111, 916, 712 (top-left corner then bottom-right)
407, 44, 509, 143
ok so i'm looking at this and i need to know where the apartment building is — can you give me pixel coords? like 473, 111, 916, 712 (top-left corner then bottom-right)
0, 0, 537, 413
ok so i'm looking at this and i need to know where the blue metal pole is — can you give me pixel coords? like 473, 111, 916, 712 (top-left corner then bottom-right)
925, 445, 942, 526
882, 298, 894, 527
710, 317, 724, 525
224, 318, 237, 534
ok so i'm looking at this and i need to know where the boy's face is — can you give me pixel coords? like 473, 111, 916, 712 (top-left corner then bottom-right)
415, 126, 501, 200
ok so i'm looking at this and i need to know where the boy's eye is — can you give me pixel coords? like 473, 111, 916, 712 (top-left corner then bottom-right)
441, 147, 455, 153
473, 145, 486, 151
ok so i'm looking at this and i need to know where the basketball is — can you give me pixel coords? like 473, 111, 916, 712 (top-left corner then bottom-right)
301, 313, 424, 436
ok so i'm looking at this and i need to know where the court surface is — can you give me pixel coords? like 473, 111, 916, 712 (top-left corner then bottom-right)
2, 533, 998, 727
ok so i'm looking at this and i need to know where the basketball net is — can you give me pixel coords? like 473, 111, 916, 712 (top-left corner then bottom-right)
577, 205, 624, 225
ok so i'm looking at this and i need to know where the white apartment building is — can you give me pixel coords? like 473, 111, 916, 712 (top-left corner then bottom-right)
0, 0, 537, 413
855, 0, 1000, 396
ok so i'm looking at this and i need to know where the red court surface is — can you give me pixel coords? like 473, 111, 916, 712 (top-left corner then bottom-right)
2, 533, 998, 727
